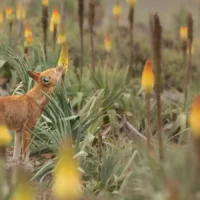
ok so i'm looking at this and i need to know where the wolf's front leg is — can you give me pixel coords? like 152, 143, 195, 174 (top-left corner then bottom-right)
13, 131, 22, 161
22, 128, 31, 163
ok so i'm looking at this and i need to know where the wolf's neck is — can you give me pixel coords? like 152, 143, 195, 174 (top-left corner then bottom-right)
26, 84, 54, 108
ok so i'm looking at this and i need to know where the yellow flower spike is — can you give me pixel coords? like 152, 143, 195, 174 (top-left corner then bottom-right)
142, 58, 155, 93
0, 124, 11, 147
6, 7, 13, 21
50, 7, 60, 29
180, 26, 188, 40
0, 7, 3, 24
11, 168, 35, 200
24, 22, 33, 47
24, 22, 32, 37
57, 24, 67, 44
52, 140, 82, 200
50, 21, 54, 32
24, 34, 33, 47
189, 95, 200, 137
22, 7, 26, 20
58, 42, 68, 73
104, 32, 112, 53
16, 4, 26, 20
113, 1, 121, 17
42, 0, 49, 6
127, 0, 136, 8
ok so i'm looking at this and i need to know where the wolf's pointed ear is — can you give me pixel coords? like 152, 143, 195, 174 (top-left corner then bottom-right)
28, 71, 40, 82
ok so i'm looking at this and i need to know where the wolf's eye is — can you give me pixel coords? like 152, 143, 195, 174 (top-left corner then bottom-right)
41, 76, 49, 85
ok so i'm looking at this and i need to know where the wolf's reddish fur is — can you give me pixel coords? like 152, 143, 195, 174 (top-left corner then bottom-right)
0, 66, 65, 162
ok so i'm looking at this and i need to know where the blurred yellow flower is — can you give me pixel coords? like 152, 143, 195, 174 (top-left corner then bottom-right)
57, 24, 67, 44
24, 22, 33, 47
6, 7, 14, 21
24, 35, 33, 47
104, 32, 112, 53
50, 7, 60, 32
187, 45, 195, 55
42, 0, 49, 6
113, 1, 121, 17
142, 58, 155, 93
11, 169, 34, 200
0, 124, 11, 147
52, 140, 81, 200
24, 22, 32, 37
58, 42, 68, 72
127, 0, 136, 8
0, 7, 3, 24
180, 26, 188, 40
16, 4, 26, 20
50, 21, 54, 32
189, 95, 200, 137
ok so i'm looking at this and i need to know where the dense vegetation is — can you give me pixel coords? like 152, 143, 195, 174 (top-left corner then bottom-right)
0, 0, 200, 199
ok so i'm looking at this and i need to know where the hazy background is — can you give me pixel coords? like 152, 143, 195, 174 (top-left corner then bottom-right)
104, 0, 199, 28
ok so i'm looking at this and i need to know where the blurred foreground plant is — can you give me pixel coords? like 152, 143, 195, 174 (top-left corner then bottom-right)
52, 139, 82, 200
11, 168, 35, 200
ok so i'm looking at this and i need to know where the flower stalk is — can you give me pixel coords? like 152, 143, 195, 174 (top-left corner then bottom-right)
113, 0, 121, 50
183, 14, 193, 111
150, 13, 163, 160
127, 0, 136, 77
104, 32, 112, 68
42, 0, 49, 60
78, 0, 84, 75
88, 0, 95, 76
